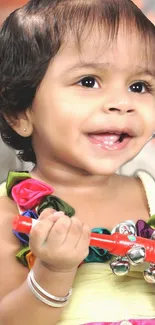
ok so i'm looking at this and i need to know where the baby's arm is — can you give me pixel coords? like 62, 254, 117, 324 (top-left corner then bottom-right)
0, 197, 90, 325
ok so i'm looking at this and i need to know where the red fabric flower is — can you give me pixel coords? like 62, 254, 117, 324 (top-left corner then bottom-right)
12, 179, 54, 209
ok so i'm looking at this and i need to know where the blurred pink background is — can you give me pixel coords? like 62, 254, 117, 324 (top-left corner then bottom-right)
0, 0, 154, 180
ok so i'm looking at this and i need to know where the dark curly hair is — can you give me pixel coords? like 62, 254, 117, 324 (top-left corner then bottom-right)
0, 0, 154, 164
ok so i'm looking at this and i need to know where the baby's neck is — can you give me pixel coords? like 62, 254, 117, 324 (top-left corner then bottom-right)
31, 163, 118, 196
30, 164, 149, 229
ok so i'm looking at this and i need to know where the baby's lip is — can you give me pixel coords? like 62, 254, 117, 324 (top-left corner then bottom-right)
87, 127, 136, 137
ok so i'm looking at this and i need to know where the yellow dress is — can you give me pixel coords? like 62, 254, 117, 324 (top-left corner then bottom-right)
0, 171, 155, 325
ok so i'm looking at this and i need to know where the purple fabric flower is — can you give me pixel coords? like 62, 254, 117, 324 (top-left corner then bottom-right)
136, 220, 154, 239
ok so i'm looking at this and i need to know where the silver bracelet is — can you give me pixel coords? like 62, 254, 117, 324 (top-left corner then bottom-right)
27, 270, 72, 307
27, 272, 68, 307
29, 269, 72, 302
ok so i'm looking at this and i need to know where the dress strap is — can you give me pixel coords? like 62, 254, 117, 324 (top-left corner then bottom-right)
0, 182, 7, 197
137, 171, 155, 217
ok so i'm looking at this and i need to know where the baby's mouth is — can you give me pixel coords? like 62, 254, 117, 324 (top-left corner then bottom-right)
89, 132, 130, 143
87, 132, 132, 150
116, 133, 130, 143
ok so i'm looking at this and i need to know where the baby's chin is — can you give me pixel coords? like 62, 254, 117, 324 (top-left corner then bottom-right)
79, 159, 123, 177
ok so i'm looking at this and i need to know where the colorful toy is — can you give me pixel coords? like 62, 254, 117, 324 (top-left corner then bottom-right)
12, 215, 155, 283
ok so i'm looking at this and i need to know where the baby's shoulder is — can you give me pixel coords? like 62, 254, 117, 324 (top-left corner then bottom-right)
0, 190, 28, 300
118, 171, 155, 218
0, 181, 19, 233
136, 170, 155, 218
118, 169, 154, 185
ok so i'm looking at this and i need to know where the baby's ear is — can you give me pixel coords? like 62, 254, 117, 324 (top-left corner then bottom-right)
3, 109, 33, 137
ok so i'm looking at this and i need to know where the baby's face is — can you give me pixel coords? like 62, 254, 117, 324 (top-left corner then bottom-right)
28, 28, 155, 175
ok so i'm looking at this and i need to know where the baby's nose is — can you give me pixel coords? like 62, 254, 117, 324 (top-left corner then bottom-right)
102, 94, 135, 115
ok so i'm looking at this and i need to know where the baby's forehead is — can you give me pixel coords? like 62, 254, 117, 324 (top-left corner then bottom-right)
60, 29, 154, 73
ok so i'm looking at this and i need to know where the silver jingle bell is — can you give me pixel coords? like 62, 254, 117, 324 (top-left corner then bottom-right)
151, 231, 155, 240
144, 264, 155, 284
126, 245, 146, 265
111, 220, 137, 236
110, 257, 130, 276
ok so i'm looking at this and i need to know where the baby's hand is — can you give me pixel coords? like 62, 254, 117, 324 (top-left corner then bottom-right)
29, 208, 91, 272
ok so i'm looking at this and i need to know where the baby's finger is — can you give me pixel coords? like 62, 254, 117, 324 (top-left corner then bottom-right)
29, 216, 57, 251
76, 223, 91, 253
47, 214, 71, 247
39, 208, 65, 224
38, 208, 56, 220
64, 217, 83, 247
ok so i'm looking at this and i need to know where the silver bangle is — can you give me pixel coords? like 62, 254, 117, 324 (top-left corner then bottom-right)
27, 270, 72, 308
29, 269, 72, 302
27, 272, 68, 307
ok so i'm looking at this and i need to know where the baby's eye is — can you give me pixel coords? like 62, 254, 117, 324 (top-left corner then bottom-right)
128, 81, 150, 93
77, 76, 100, 88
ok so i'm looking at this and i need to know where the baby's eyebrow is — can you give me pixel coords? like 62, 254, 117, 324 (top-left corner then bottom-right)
67, 62, 155, 78
132, 66, 155, 78
67, 62, 110, 72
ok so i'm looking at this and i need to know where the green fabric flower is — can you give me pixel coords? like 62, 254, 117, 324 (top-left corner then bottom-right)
16, 246, 30, 267
147, 214, 155, 229
6, 171, 31, 198
85, 228, 112, 263
37, 195, 75, 217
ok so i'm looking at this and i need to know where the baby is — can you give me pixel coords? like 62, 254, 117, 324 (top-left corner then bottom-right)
0, 1, 155, 325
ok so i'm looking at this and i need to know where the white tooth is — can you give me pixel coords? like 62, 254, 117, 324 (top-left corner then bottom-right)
110, 136, 117, 140
103, 140, 115, 145
104, 141, 110, 145
109, 141, 115, 146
